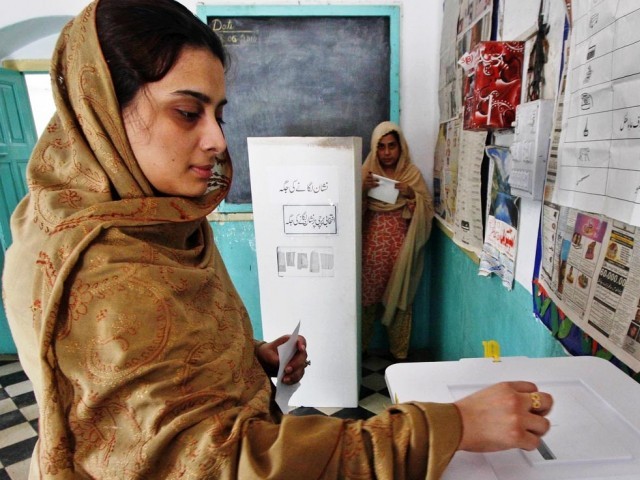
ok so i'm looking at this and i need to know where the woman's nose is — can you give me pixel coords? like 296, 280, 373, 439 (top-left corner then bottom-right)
201, 118, 227, 153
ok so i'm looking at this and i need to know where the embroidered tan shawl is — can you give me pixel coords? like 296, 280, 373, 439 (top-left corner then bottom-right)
3, 3, 458, 478
362, 122, 435, 326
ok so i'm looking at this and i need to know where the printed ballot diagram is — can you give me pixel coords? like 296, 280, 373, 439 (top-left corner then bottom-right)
555, 2, 640, 227
276, 246, 335, 277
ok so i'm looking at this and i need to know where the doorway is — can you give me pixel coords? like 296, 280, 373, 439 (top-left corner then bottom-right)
0, 67, 37, 354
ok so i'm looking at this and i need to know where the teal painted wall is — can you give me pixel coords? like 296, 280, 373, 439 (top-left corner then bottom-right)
210, 220, 263, 340
428, 226, 567, 360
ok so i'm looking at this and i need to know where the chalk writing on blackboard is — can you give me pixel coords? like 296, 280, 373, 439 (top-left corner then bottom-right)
211, 19, 258, 45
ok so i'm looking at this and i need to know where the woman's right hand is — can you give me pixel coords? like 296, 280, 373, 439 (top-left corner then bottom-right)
363, 172, 379, 192
454, 381, 553, 452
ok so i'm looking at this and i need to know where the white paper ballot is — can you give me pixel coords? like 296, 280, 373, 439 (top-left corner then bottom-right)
368, 174, 399, 204
275, 321, 302, 413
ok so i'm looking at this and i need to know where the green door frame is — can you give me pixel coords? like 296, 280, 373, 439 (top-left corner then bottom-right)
0, 67, 37, 354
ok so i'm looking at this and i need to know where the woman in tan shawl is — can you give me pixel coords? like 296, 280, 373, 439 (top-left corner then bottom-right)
362, 122, 434, 359
2, 1, 553, 478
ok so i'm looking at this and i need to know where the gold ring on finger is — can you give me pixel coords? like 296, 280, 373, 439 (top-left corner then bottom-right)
530, 392, 542, 410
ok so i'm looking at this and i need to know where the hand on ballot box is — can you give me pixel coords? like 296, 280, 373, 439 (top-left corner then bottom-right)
454, 381, 553, 452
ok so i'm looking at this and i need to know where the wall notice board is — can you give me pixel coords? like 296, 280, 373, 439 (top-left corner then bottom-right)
197, 5, 400, 206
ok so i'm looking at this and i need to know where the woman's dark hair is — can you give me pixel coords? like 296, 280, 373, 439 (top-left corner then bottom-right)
386, 130, 401, 145
96, 0, 227, 109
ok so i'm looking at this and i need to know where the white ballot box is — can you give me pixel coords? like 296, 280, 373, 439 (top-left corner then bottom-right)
249, 137, 362, 408
385, 356, 640, 480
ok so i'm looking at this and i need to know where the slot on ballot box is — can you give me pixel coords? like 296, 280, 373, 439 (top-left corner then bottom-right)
385, 356, 640, 480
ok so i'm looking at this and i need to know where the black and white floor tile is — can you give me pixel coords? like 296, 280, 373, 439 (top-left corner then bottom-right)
0, 351, 421, 479
0, 360, 38, 480
290, 352, 395, 420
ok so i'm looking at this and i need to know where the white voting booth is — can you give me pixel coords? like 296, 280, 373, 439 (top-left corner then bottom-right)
385, 356, 640, 480
248, 137, 362, 408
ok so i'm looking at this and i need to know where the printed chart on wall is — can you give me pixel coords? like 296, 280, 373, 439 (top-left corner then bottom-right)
554, 1, 640, 225
434, 0, 491, 255
538, 1, 640, 373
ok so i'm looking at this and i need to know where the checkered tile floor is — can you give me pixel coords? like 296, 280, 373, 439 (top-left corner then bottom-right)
0, 353, 400, 479
0, 361, 38, 480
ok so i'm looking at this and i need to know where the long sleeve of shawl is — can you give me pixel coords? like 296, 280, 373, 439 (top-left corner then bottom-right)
238, 402, 461, 480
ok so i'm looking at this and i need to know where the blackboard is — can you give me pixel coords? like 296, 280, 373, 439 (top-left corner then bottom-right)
198, 6, 399, 205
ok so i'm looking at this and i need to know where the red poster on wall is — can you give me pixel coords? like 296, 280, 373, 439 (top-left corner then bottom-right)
460, 41, 524, 131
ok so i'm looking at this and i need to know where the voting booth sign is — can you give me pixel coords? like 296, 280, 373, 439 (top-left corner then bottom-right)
249, 137, 362, 408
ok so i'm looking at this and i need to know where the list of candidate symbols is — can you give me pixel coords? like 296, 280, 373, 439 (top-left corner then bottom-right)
556, 2, 640, 227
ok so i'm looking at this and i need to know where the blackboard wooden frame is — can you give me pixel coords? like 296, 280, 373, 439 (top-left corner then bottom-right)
196, 4, 400, 211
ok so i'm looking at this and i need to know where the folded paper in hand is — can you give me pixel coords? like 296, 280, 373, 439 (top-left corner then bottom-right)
275, 321, 301, 413
368, 174, 399, 204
